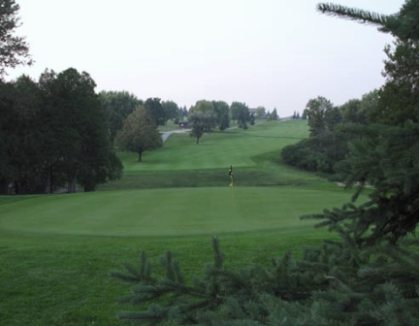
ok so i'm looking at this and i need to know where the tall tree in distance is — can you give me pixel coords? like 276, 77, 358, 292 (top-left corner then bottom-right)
304, 96, 335, 137
116, 106, 162, 162
212, 100, 230, 130
0, 0, 32, 76
99, 91, 142, 141
268, 108, 279, 121
144, 97, 166, 126
188, 100, 217, 144
230, 101, 250, 129
161, 100, 180, 123
255, 106, 267, 119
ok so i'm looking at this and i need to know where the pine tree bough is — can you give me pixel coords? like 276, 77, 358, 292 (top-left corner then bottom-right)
112, 237, 419, 325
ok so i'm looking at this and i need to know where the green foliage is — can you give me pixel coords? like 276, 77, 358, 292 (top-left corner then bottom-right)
282, 96, 351, 174
188, 100, 217, 144
374, 41, 419, 125
281, 89, 382, 176
39, 68, 122, 192
99, 91, 142, 141
145, 98, 167, 126
304, 96, 338, 137
255, 107, 266, 119
212, 101, 230, 130
309, 0, 419, 245
162, 100, 180, 123
315, 122, 419, 244
230, 102, 251, 129
114, 236, 419, 325
267, 108, 278, 121
116, 106, 162, 161
318, 0, 419, 41
0, 0, 31, 75
0, 69, 121, 193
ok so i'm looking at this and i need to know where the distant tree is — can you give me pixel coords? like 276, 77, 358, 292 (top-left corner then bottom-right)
0, 0, 32, 76
99, 91, 142, 141
179, 106, 188, 118
212, 100, 230, 130
359, 89, 379, 121
188, 100, 217, 144
324, 106, 342, 130
230, 102, 250, 129
305, 96, 334, 137
144, 98, 166, 126
249, 113, 255, 125
255, 106, 266, 119
339, 99, 361, 123
161, 100, 180, 123
268, 108, 279, 120
116, 106, 162, 161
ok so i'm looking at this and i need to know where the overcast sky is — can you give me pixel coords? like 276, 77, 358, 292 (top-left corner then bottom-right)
9, 0, 404, 116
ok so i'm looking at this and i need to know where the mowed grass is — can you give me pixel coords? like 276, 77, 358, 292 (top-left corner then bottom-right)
100, 120, 325, 190
0, 187, 352, 237
124, 120, 308, 171
0, 119, 359, 325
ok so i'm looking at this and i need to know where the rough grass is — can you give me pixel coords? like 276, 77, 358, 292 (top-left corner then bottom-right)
0, 119, 359, 325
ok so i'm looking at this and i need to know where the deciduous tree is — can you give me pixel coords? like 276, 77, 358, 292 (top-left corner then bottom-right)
161, 100, 180, 122
188, 100, 217, 144
212, 100, 230, 130
145, 97, 166, 126
230, 101, 250, 129
99, 91, 142, 141
116, 106, 162, 161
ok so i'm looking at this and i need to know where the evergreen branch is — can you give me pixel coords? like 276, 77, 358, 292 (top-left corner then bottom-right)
317, 3, 395, 32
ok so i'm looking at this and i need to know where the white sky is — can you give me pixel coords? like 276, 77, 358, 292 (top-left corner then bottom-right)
8, 0, 404, 116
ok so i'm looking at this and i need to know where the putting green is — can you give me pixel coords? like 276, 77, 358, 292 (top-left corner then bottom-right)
0, 186, 351, 237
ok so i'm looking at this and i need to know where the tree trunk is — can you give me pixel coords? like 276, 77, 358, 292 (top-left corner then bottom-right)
47, 166, 54, 194
84, 182, 96, 192
67, 176, 77, 193
138, 149, 143, 162
196, 136, 200, 144
0, 179, 8, 194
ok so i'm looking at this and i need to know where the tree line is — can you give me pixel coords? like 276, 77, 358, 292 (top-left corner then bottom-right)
114, 97, 279, 158
0, 72, 279, 192
0, 69, 123, 194
281, 90, 379, 174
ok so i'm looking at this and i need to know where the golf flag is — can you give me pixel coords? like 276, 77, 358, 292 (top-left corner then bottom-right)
228, 165, 234, 187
